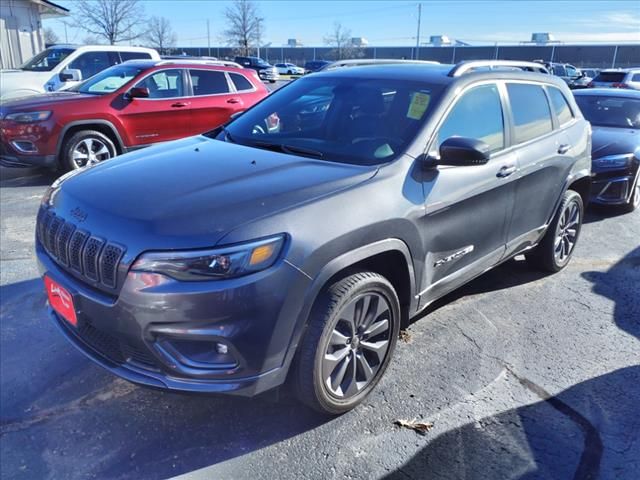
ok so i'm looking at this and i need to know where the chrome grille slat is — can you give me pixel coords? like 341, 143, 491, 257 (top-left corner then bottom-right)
37, 207, 125, 291
83, 237, 105, 282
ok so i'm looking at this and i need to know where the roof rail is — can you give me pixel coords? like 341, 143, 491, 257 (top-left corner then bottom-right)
155, 59, 243, 68
448, 60, 550, 77
319, 58, 440, 72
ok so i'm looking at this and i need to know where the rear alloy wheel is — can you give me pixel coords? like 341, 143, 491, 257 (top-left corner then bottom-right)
526, 189, 584, 272
62, 130, 116, 171
294, 272, 400, 414
622, 179, 639, 213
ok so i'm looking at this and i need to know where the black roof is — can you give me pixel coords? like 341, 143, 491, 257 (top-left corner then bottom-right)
313, 63, 565, 88
573, 88, 640, 99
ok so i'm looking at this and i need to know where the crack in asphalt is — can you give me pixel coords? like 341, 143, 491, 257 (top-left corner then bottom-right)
0, 379, 136, 436
451, 320, 604, 480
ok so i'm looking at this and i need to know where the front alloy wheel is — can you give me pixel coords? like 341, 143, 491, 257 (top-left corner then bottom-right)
294, 271, 400, 414
322, 293, 392, 398
62, 130, 116, 171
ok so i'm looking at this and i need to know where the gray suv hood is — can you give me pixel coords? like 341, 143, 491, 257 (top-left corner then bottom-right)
50, 136, 377, 252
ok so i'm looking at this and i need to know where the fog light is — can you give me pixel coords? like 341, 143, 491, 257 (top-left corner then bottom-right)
216, 343, 228, 355
11, 140, 38, 153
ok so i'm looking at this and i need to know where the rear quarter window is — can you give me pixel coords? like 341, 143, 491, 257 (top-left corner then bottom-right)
230, 73, 254, 92
507, 83, 553, 144
631, 73, 640, 82
547, 87, 574, 126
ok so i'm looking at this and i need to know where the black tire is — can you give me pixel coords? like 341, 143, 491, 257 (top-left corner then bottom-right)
61, 130, 117, 171
293, 271, 400, 415
526, 189, 584, 272
621, 177, 639, 213
287, 70, 292, 75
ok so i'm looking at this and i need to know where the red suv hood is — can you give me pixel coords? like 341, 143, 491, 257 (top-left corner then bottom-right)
1, 91, 101, 110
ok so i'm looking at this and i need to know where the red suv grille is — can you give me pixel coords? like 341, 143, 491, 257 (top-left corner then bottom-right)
37, 208, 125, 290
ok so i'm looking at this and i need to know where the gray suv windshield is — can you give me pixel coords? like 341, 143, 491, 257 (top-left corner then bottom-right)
224, 76, 441, 165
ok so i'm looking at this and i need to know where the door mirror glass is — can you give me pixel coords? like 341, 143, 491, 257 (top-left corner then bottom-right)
439, 137, 491, 166
127, 86, 150, 99
59, 68, 82, 82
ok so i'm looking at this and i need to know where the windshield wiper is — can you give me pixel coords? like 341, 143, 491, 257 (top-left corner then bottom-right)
250, 140, 324, 159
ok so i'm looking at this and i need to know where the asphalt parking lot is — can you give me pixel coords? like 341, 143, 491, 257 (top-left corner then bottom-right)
0, 165, 638, 480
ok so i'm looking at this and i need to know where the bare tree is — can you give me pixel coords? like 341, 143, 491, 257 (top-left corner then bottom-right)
43, 27, 59, 45
75, 0, 146, 45
224, 0, 264, 56
324, 22, 357, 60
82, 35, 103, 45
144, 16, 177, 54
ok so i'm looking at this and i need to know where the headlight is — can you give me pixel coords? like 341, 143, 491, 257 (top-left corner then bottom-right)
131, 235, 286, 281
4, 111, 52, 123
593, 153, 632, 169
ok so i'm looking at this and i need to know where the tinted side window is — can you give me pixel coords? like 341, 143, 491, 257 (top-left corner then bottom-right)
190, 70, 229, 95
552, 65, 566, 76
68, 51, 111, 79
120, 51, 152, 61
548, 87, 574, 126
135, 69, 184, 98
632, 73, 640, 82
437, 84, 504, 153
230, 73, 254, 92
507, 83, 553, 144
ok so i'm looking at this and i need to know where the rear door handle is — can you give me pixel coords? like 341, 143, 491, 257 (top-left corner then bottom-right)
171, 102, 190, 108
558, 144, 571, 154
496, 165, 516, 178
227, 98, 241, 104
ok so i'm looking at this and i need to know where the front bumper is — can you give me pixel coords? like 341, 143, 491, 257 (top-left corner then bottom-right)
590, 164, 639, 205
0, 119, 58, 168
37, 239, 311, 396
258, 70, 280, 81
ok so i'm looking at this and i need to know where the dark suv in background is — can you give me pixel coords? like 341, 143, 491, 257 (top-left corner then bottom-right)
234, 56, 279, 83
37, 60, 591, 414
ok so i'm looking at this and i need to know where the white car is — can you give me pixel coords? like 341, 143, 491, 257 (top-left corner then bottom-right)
0, 45, 160, 100
274, 63, 304, 75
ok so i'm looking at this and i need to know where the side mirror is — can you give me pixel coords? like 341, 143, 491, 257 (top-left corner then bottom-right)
127, 86, 150, 99
438, 137, 491, 166
59, 68, 82, 82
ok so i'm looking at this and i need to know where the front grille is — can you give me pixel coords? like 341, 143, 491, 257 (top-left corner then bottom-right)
65, 320, 157, 369
37, 208, 125, 291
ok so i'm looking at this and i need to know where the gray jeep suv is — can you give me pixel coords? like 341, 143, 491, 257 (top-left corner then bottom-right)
36, 61, 591, 414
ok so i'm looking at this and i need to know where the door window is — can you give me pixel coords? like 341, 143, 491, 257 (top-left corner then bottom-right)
119, 51, 152, 62
68, 51, 112, 79
229, 73, 254, 92
548, 87, 574, 126
436, 83, 504, 153
190, 70, 230, 96
134, 69, 184, 98
507, 83, 553, 144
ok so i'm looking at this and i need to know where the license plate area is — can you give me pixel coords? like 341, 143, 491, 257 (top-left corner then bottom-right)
45, 276, 78, 326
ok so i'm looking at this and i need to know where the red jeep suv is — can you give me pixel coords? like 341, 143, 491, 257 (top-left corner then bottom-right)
0, 60, 269, 170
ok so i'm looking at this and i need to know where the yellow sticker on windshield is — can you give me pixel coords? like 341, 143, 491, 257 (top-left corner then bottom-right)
407, 92, 430, 120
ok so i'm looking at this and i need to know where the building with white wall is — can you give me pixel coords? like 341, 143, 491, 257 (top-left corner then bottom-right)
1, 0, 69, 69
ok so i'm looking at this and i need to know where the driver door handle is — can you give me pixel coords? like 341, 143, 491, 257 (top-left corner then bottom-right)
171, 102, 190, 108
496, 165, 516, 178
227, 98, 241, 104
558, 144, 571, 154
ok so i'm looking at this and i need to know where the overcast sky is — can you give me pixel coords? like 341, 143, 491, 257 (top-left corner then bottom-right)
47, 0, 640, 47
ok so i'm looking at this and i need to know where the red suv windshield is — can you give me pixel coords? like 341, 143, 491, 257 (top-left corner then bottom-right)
76, 65, 145, 95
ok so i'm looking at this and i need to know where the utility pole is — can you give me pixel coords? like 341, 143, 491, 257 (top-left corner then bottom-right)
207, 19, 211, 57
415, 3, 422, 60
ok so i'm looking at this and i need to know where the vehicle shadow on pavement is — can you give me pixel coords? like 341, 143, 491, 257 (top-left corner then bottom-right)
583, 205, 632, 224
0, 167, 58, 188
0, 278, 329, 480
383, 247, 640, 480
